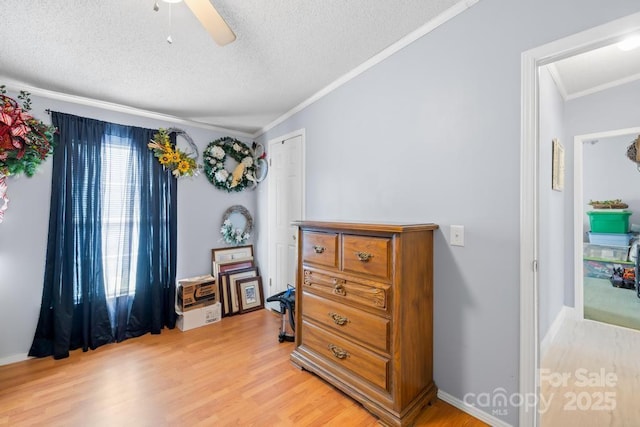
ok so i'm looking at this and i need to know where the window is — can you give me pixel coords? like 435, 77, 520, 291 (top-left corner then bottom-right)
101, 140, 139, 298
30, 112, 177, 359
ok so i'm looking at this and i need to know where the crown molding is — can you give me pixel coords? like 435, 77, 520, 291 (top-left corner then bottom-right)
1, 79, 253, 139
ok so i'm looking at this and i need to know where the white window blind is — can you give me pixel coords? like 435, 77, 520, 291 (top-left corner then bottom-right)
101, 141, 140, 298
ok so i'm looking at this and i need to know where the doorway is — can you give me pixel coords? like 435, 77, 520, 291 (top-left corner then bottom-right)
266, 129, 305, 311
521, 11, 640, 427
574, 128, 640, 329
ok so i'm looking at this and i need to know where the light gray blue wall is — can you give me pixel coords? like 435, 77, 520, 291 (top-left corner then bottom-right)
564, 79, 640, 305
565, 79, 640, 136
538, 66, 567, 341
0, 91, 255, 363
256, 1, 640, 423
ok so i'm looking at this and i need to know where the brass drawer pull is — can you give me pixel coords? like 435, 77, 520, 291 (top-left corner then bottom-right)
355, 251, 373, 262
313, 245, 325, 254
328, 344, 350, 359
328, 312, 349, 326
333, 283, 346, 296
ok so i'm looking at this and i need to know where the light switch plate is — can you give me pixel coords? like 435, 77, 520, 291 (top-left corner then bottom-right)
450, 225, 464, 246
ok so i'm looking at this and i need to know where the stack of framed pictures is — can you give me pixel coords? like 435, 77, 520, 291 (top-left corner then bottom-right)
211, 245, 265, 316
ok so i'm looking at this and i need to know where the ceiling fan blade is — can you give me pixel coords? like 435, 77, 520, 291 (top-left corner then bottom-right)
183, 0, 236, 46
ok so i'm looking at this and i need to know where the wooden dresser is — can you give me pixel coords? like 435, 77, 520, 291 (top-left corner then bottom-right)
290, 221, 439, 427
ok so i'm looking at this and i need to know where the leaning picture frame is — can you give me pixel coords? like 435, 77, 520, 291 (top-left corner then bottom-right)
220, 267, 259, 315
236, 276, 264, 313
212, 245, 254, 264
217, 260, 255, 316
219, 260, 254, 274
211, 245, 254, 285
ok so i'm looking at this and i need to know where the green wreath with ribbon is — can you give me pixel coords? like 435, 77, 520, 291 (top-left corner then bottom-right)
203, 137, 256, 192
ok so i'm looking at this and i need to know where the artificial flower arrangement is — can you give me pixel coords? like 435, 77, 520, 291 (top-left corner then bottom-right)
219, 205, 253, 246
203, 137, 257, 192
0, 86, 56, 223
147, 128, 199, 178
220, 218, 251, 245
0, 86, 56, 177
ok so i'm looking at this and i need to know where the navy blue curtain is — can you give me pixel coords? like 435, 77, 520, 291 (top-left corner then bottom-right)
29, 113, 177, 359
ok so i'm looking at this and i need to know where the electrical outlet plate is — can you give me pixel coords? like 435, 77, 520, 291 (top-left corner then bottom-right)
450, 225, 464, 246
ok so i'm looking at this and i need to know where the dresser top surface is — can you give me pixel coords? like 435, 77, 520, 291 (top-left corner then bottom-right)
292, 220, 439, 233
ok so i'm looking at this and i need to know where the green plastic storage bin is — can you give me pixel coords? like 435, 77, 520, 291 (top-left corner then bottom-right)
587, 210, 631, 233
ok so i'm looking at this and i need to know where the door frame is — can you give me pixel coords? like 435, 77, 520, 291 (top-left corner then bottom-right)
573, 127, 640, 320
266, 128, 306, 309
520, 12, 640, 427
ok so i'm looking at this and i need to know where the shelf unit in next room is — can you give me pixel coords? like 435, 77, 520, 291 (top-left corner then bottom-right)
583, 209, 638, 295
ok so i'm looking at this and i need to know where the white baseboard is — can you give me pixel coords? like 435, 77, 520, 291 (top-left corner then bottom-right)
541, 305, 575, 358
438, 389, 512, 427
0, 353, 30, 366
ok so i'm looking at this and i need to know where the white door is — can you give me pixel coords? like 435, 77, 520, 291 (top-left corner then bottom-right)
267, 132, 304, 311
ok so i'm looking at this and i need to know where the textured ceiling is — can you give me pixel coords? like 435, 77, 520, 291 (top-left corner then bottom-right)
0, 0, 468, 135
549, 39, 640, 100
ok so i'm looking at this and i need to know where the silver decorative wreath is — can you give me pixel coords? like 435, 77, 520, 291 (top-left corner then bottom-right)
167, 128, 199, 159
220, 205, 253, 245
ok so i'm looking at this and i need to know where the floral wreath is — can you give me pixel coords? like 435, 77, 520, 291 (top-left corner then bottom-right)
0, 86, 56, 178
203, 137, 256, 192
1, 86, 56, 224
148, 128, 199, 178
220, 205, 253, 245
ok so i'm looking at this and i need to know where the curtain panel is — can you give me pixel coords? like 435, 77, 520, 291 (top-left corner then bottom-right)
29, 113, 177, 359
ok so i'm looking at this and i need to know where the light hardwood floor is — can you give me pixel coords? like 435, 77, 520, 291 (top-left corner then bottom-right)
541, 315, 640, 426
0, 309, 486, 426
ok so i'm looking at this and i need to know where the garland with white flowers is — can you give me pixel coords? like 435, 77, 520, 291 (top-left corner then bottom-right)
203, 137, 256, 192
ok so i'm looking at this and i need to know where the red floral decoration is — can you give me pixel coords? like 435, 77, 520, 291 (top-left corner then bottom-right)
0, 86, 56, 224
0, 86, 56, 177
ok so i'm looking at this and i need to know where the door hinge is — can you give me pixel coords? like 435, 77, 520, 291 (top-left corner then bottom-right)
269, 157, 272, 166
532, 259, 538, 272
269, 278, 272, 288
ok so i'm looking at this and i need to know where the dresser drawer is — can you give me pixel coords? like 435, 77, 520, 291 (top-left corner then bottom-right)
302, 291, 389, 352
303, 270, 389, 312
302, 231, 339, 268
342, 234, 391, 280
301, 320, 389, 391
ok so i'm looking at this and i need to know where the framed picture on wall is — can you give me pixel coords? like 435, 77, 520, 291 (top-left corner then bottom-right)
552, 138, 565, 191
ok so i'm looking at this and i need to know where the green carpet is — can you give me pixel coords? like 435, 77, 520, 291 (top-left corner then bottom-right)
584, 277, 640, 330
